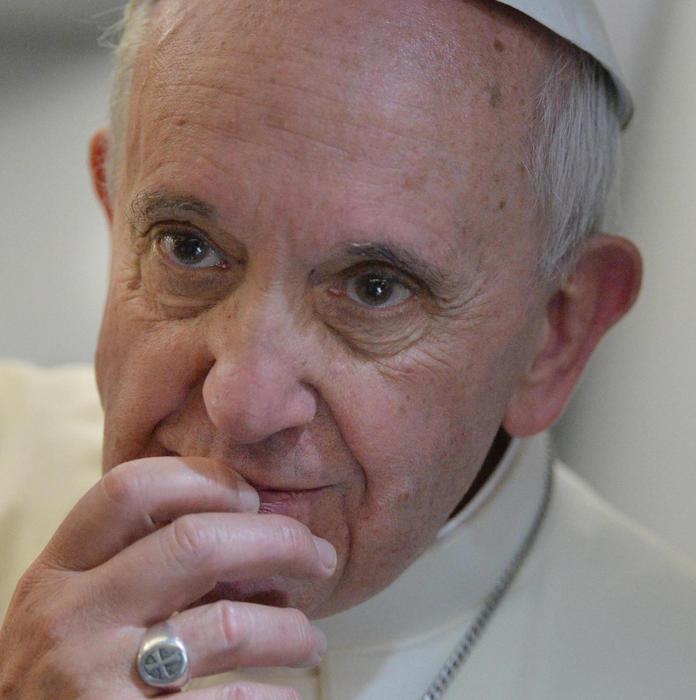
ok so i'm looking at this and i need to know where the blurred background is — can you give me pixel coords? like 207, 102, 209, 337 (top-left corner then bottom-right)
1, 1, 694, 559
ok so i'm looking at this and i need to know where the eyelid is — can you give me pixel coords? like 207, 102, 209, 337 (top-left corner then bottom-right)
154, 223, 230, 257
338, 262, 422, 291
151, 221, 212, 241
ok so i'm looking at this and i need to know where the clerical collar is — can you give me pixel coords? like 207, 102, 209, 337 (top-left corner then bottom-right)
316, 433, 550, 650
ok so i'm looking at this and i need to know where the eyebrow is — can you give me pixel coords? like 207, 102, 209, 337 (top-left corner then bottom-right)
126, 190, 457, 295
128, 190, 216, 230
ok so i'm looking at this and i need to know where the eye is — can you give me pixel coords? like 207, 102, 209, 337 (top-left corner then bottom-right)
156, 230, 225, 269
346, 272, 413, 308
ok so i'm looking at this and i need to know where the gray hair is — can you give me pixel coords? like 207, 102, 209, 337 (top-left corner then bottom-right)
529, 44, 621, 278
104, 1, 621, 281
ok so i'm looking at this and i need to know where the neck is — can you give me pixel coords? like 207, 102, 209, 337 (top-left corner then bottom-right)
317, 433, 550, 650
448, 428, 512, 520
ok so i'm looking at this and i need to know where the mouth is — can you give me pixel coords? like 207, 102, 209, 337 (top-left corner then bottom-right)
255, 485, 333, 518
162, 447, 336, 519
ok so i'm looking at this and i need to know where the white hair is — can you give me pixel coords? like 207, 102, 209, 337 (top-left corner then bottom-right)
103, 0, 622, 281
529, 44, 621, 278
103, 0, 154, 198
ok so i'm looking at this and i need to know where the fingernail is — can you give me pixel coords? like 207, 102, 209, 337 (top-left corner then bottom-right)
314, 536, 337, 573
303, 627, 328, 667
238, 485, 260, 513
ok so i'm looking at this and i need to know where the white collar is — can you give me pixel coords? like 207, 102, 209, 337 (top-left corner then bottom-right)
317, 433, 550, 650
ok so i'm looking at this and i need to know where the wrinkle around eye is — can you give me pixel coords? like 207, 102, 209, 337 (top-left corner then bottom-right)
153, 297, 221, 320
347, 326, 427, 359
316, 301, 429, 360
138, 245, 237, 315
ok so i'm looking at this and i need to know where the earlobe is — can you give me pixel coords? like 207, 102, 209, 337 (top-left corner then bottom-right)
503, 234, 643, 437
89, 129, 114, 223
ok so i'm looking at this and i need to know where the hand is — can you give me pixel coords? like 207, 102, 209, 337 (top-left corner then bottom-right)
0, 457, 336, 699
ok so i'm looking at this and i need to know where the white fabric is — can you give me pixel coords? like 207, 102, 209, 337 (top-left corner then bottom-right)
2, 361, 696, 698
494, 0, 633, 126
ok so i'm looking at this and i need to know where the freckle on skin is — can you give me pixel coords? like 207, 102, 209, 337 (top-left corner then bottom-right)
493, 38, 505, 53
498, 199, 507, 211
403, 173, 427, 192
339, 55, 360, 69
265, 111, 287, 129
397, 491, 411, 505
487, 82, 503, 109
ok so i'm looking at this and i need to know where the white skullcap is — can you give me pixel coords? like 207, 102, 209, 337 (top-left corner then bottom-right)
494, 0, 633, 126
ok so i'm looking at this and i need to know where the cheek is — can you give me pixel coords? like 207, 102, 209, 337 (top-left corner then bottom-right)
327, 359, 480, 523
96, 285, 211, 468
328, 333, 524, 522
314, 361, 488, 607
318, 332, 529, 603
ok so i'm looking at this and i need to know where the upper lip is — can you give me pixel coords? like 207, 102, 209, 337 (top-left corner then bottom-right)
165, 448, 332, 493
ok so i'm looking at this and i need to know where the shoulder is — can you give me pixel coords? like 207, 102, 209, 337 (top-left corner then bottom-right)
516, 458, 696, 696
550, 461, 696, 592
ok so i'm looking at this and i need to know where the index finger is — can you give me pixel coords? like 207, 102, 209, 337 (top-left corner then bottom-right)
40, 457, 260, 572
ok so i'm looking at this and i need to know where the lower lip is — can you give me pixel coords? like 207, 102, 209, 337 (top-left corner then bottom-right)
257, 487, 331, 518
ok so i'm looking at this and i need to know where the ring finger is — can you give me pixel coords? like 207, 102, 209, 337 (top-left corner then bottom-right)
127, 602, 325, 696
66, 602, 321, 698
170, 601, 326, 681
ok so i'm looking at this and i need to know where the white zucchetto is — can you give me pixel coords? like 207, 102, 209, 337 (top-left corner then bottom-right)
495, 0, 633, 126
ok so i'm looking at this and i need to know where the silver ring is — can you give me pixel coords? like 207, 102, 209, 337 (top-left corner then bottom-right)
137, 621, 191, 692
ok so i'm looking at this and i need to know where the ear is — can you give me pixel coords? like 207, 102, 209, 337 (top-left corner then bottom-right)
503, 234, 643, 437
89, 128, 114, 224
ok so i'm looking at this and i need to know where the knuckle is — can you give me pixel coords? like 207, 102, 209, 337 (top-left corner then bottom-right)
12, 567, 43, 605
217, 601, 252, 653
100, 462, 145, 510
273, 519, 313, 558
215, 684, 254, 700
217, 685, 301, 700
168, 514, 215, 571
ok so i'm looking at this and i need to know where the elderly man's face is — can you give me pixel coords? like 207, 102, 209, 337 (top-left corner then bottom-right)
95, 0, 554, 617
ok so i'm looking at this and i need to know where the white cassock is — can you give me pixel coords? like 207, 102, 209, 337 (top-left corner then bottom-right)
2, 362, 696, 698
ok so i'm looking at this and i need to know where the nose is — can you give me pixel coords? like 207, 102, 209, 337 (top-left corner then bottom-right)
202, 302, 318, 444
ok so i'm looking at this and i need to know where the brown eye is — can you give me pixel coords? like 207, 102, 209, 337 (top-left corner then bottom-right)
157, 231, 225, 269
346, 273, 413, 308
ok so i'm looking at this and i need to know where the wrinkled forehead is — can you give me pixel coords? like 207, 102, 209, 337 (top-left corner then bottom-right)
137, 0, 554, 132
122, 0, 556, 265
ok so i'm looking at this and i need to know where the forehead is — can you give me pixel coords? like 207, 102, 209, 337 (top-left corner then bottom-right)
123, 0, 552, 265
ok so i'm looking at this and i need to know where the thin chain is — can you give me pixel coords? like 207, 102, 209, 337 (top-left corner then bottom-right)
419, 449, 555, 700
